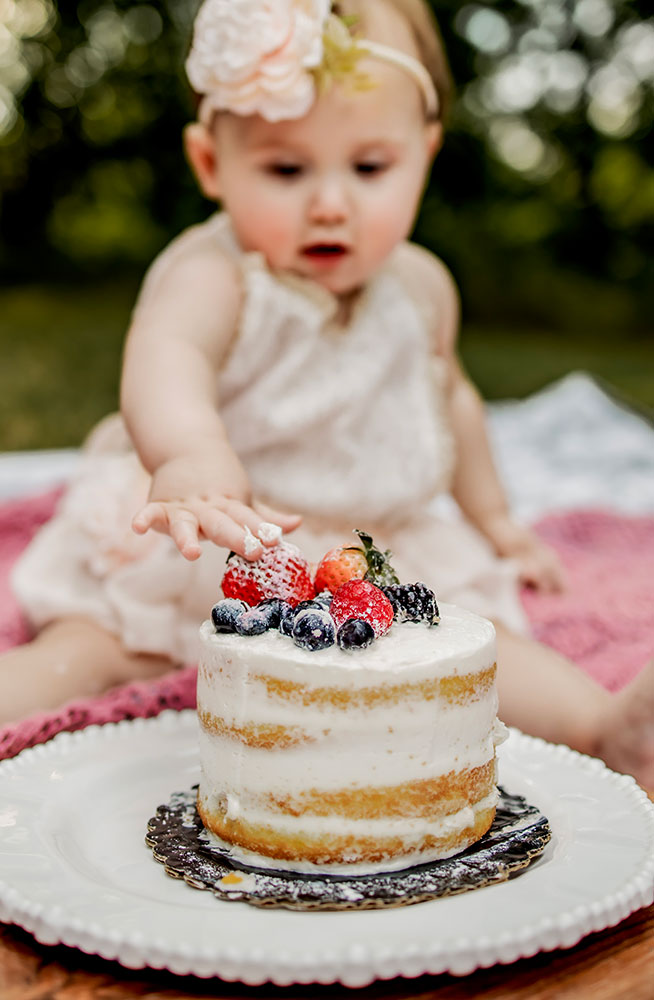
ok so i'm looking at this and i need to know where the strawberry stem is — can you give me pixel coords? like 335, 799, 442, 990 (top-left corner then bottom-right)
353, 529, 400, 587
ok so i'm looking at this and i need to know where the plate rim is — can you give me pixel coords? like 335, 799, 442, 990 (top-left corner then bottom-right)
0, 710, 653, 987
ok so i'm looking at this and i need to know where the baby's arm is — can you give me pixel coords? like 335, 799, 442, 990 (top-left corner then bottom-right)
447, 361, 565, 592
121, 251, 299, 561
406, 245, 565, 593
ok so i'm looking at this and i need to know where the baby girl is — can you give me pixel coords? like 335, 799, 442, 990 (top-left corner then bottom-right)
4, 0, 654, 785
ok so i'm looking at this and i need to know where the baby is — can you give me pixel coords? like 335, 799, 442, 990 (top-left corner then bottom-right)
4, 0, 654, 785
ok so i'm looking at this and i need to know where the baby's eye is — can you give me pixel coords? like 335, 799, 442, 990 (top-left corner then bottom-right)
266, 163, 304, 178
354, 162, 388, 176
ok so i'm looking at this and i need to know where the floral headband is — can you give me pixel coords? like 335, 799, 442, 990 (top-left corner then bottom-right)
186, 0, 439, 124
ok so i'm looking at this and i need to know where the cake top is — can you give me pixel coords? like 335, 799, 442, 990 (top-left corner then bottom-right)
201, 602, 496, 678
208, 528, 493, 660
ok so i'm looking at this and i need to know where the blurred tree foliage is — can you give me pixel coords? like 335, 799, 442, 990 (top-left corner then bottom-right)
0, 0, 652, 331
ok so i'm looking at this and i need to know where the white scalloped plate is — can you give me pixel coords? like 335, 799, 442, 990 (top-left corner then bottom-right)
0, 711, 652, 988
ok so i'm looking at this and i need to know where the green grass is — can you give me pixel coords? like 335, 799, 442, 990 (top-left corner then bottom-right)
460, 325, 654, 419
1, 279, 139, 451
1, 280, 652, 452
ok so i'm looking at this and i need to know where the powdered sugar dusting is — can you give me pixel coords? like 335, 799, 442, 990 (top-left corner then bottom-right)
147, 786, 551, 908
243, 525, 261, 558
221, 539, 315, 606
258, 522, 282, 545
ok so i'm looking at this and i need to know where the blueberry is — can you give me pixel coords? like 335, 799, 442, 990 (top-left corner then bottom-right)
235, 605, 276, 636
278, 602, 295, 636
212, 598, 249, 633
337, 618, 375, 651
313, 590, 333, 610
292, 609, 335, 652
293, 599, 326, 615
256, 598, 285, 628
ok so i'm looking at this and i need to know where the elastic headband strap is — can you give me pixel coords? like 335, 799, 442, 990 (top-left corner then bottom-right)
190, 6, 440, 127
356, 40, 439, 119
196, 43, 438, 126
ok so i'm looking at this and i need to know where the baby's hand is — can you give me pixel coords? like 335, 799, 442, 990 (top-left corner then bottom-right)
482, 515, 567, 593
132, 456, 301, 561
513, 537, 567, 593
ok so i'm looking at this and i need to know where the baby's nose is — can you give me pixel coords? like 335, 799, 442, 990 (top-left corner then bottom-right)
308, 176, 349, 223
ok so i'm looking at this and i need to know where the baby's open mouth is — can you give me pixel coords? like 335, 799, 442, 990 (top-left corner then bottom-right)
302, 244, 349, 259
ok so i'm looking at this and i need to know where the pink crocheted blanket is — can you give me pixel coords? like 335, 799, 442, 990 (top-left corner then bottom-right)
1, 489, 652, 760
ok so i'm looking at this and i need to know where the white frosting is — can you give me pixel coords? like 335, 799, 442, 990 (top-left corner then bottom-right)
197, 603, 500, 872
257, 521, 282, 544
199, 603, 496, 681
197, 701, 497, 793
203, 789, 501, 875
242, 525, 261, 557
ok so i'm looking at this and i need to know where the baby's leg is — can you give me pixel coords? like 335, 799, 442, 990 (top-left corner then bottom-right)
495, 624, 654, 788
0, 619, 177, 726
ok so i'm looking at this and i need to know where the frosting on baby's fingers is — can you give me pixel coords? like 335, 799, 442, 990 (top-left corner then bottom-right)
257, 522, 283, 546
243, 525, 264, 559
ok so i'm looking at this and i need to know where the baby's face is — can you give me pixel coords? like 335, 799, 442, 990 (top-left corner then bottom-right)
205, 63, 439, 296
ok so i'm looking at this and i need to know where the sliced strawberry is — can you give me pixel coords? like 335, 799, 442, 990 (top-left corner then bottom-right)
222, 541, 314, 608
330, 579, 394, 638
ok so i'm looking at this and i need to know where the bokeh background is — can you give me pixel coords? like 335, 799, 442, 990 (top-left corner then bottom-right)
1, 0, 652, 451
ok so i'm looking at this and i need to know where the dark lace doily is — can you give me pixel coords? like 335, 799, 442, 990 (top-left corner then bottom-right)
145, 787, 551, 911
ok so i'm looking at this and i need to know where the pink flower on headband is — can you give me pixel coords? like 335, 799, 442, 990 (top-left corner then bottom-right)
186, 0, 332, 123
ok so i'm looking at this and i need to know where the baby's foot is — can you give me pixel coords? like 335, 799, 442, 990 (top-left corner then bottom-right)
596, 660, 654, 789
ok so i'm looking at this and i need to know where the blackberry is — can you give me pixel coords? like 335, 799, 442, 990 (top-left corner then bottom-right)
235, 605, 277, 636
337, 617, 375, 651
211, 598, 249, 633
292, 609, 335, 651
382, 583, 439, 625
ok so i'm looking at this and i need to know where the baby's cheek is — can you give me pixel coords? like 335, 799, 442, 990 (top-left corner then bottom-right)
233, 202, 293, 261
364, 204, 411, 263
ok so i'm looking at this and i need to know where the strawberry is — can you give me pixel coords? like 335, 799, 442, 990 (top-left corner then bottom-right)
222, 541, 314, 608
330, 579, 394, 638
314, 546, 367, 595
314, 529, 400, 594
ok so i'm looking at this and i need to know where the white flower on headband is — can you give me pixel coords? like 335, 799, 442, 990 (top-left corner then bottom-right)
186, 0, 332, 123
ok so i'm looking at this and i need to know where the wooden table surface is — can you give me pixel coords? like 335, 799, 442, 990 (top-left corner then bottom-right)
2, 862, 653, 1000
0, 902, 652, 1000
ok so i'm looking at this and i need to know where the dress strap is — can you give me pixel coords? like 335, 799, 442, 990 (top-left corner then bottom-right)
389, 244, 442, 354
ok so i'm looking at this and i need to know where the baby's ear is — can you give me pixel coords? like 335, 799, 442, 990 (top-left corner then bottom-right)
184, 123, 222, 201
425, 121, 443, 160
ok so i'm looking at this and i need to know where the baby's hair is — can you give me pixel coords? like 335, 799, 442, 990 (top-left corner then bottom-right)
334, 0, 453, 124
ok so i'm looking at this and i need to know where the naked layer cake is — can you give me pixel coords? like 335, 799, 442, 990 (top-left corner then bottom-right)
196, 531, 507, 874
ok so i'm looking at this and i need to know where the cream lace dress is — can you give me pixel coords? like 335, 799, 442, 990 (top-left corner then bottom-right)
12, 214, 528, 662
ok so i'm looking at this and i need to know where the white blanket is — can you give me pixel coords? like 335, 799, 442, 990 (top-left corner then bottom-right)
487, 373, 654, 519
1, 373, 652, 519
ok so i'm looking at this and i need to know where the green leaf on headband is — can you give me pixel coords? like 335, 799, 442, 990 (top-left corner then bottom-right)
340, 14, 359, 30
313, 13, 377, 97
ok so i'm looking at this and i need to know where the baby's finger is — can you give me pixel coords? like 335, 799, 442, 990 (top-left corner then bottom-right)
546, 559, 567, 593
518, 565, 538, 590
198, 508, 263, 560
169, 510, 202, 561
132, 502, 169, 535
518, 557, 547, 591
523, 556, 564, 594
253, 501, 302, 535
220, 499, 276, 548
538, 570, 559, 594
